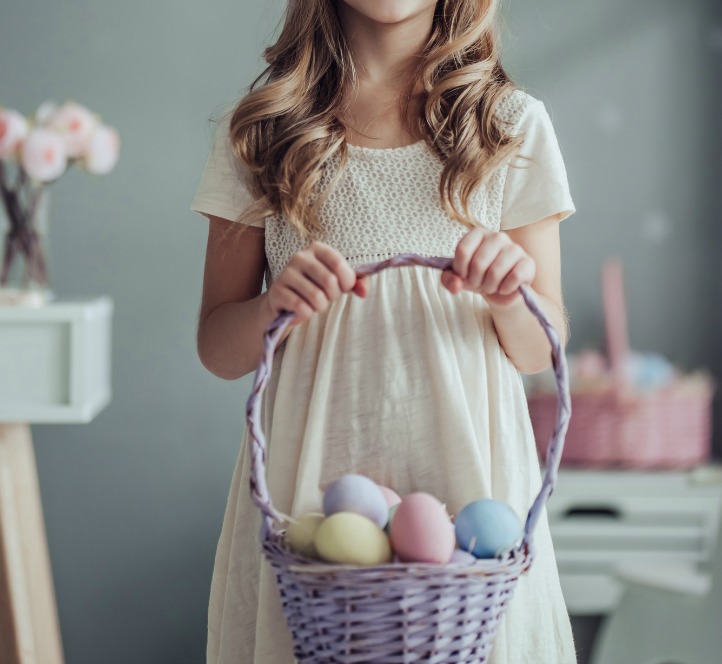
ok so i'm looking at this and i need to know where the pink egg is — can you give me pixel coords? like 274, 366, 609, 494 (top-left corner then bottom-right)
377, 485, 402, 508
390, 492, 455, 564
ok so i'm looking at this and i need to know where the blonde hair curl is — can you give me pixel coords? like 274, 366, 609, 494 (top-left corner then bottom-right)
225, 0, 528, 238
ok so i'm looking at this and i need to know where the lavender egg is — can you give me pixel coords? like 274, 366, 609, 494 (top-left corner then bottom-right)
323, 474, 388, 529
449, 548, 478, 565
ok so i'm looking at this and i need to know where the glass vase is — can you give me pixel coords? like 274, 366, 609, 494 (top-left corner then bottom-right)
0, 182, 55, 306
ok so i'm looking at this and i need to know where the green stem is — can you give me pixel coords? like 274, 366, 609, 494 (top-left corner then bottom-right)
27, 183, 46, 225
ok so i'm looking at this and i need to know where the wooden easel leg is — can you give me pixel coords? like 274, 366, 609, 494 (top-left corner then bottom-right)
0, 423, 64, 664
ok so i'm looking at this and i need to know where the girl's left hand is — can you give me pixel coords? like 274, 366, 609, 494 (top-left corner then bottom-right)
440, 227, 536, 308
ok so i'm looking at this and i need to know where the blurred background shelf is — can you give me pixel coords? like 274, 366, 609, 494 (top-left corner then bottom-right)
0, 296, 112, 423
548, 466, 722, 616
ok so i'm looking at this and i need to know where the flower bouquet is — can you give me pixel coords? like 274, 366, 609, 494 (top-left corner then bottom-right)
0, 100, 120, 305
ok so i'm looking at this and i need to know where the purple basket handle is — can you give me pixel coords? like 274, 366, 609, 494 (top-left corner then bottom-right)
246, 252, 571, 553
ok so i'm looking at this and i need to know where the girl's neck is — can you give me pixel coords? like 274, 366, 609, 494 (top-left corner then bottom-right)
336, 3, 434, 87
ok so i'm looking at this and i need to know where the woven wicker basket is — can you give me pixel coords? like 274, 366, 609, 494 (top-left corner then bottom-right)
246, 253, 571, 663
528, 258, 714, 469
528, 384, 713, 468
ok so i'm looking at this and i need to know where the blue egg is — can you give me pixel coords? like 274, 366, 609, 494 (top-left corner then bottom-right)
455, 499, 523, 559
624, 352, 676, 390
323, 474, 389, 529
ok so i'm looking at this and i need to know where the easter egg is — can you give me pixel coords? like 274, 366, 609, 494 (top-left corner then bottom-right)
285, 512, 325, 559
314, 512, 393, 565
384, 503, 400, 535
323, 474, 388, 528
377, 485, 402, 508
390, 492, 455, 564
448, 548, 477, 565
455, 499, 523, 559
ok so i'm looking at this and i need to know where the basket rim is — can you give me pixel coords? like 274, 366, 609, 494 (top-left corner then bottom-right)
262, 526, 533, 575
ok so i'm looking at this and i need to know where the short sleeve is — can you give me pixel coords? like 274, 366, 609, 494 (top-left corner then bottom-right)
499, 98, 575, 231
189, 110, 264, 227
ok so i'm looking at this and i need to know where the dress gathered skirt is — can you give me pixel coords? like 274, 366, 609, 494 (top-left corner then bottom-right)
207, 268, 577, 663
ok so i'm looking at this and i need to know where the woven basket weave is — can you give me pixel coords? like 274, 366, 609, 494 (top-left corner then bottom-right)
246, 253, 571, 663
528, 258, 714, 469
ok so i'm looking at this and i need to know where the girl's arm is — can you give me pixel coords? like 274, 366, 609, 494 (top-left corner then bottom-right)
441, 213, 569, 375
196, 215, 278, 380
197, 216, 367, 380
487, 214, 569, 374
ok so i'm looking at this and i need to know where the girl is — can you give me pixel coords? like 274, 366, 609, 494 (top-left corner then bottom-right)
190, 1, 577, 662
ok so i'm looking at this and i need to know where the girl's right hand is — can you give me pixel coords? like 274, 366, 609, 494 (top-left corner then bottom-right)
265, 241, 367, 327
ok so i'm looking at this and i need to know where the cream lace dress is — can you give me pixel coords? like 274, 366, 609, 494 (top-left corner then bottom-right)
190, 88, 578, 664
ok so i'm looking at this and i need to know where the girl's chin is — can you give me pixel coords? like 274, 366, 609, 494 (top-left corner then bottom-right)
339, 0, 435, 26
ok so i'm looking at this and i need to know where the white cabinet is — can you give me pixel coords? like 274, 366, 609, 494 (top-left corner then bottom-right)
548, 466, 722, 615
0, 297, 112, 423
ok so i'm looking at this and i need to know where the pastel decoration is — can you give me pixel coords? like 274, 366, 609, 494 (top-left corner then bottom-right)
449, 548, 478, 565
455, 499, 523, 559
314, 512, 392, 566
389, 492, 455, 564
284, 512, 325, 559
20, 128, 67, 182
377, 485, 402, 508
0, 109, 29, 159
624, 351, 676, 390
323, 474, 389, 529
575, 349, 607, 380
384, 503, 400, 535
45, 101, 98, 158
84, 124, 120, 175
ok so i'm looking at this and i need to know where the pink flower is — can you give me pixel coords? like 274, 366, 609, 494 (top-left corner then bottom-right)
45, 101, 98, 158
84, 124, 120, 174
20, 128, 67, 182
0, 109, 29, 159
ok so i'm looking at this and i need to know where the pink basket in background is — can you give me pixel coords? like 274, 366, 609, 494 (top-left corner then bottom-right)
527, 259, 715, 469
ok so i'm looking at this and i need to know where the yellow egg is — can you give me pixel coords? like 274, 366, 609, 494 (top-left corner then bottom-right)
285, 512, 325, 558
314, 512, 393, 565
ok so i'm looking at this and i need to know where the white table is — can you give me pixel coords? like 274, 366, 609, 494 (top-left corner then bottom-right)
0, 296, 113, 664
547, 465, 722, 615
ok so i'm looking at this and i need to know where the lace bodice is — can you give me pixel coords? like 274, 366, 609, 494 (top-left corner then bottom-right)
262, 89, 531, 287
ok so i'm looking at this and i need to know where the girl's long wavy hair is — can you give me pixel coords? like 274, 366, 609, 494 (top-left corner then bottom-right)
225, 0, 527, 237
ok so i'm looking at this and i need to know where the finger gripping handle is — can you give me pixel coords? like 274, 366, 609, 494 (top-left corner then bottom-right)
246, 252, 571, 555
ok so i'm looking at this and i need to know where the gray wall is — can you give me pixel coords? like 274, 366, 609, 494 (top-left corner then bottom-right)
1, 1, 720, 662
